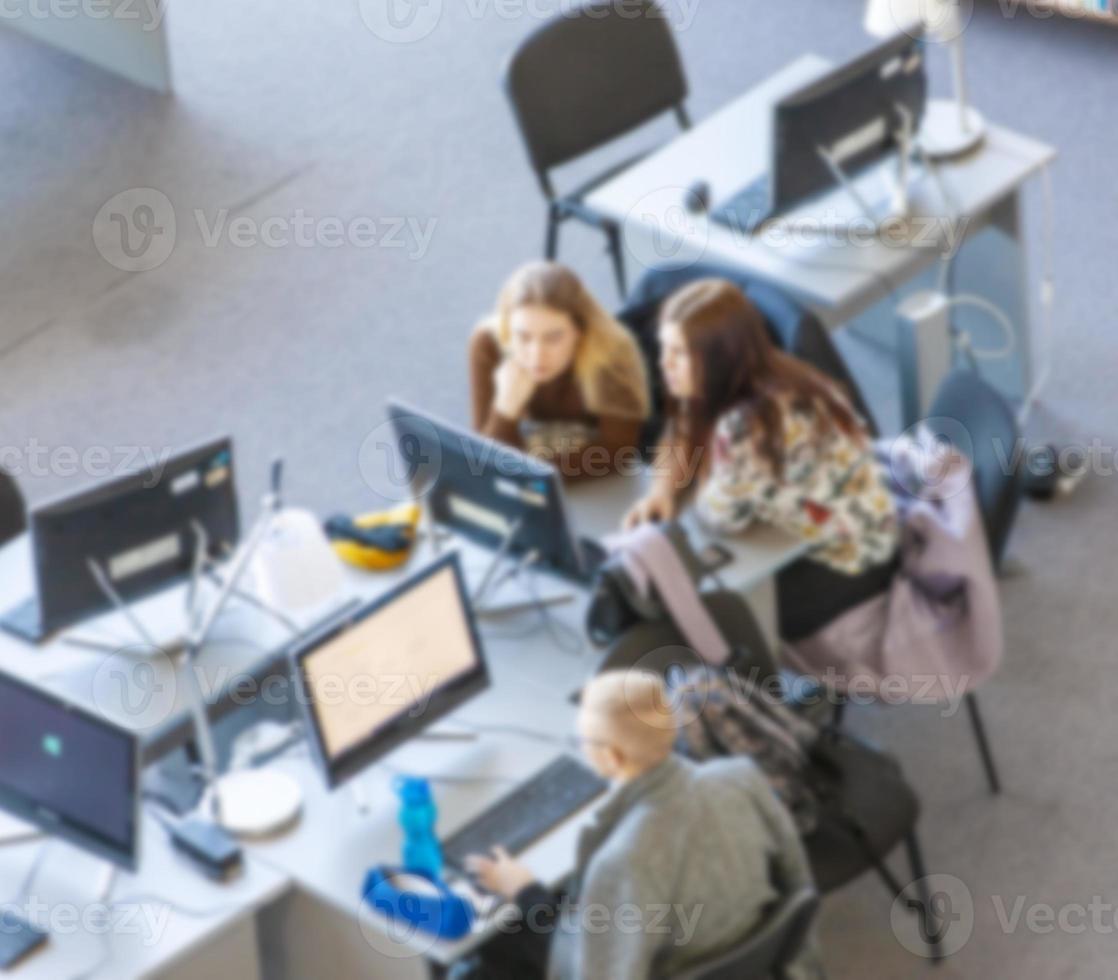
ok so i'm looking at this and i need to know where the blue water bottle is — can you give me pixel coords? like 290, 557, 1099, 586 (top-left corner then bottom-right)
395, 777, 443, 880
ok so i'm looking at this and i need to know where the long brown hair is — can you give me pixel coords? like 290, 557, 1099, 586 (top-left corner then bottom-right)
479, 261, 650, 420
662, 279, 861, 475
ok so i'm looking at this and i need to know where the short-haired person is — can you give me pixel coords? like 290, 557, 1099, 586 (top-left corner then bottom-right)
470, 262, 651, 479
624, 280, 898, 639
458, 671, 824, 980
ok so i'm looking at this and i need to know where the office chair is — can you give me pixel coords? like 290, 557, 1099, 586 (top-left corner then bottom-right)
619, 262, 880, 444
502, 0, 691, 298
0, 468, 26, 548
598, 591, 945, 962
668, 886, 819, 980
826, 368, 1016, 795
918, 368, 1021, 795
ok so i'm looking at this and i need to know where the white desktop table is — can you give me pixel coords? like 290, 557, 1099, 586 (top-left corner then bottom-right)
0, 472, 805, 979
585, 54, 1057, 410
0, 814, 287, 980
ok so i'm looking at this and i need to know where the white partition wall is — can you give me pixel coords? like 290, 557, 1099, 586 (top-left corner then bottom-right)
1, 0, 172, 91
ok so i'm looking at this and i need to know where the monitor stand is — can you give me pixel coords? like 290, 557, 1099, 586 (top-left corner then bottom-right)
795, 102, 949, 237
468, 518, 574, 619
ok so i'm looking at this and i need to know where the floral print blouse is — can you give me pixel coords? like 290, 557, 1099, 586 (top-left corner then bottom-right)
695, 392, 898, 575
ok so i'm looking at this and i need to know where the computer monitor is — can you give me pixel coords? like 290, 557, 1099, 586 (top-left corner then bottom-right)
0, 669, 140, 870
772, 30, 927, 214
713, 31, 927, 232
291, 553, 490, 789
385, 400, 593, 583
0, 436, 239, 643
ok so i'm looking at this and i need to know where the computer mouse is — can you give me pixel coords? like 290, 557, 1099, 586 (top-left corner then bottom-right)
684, 181, 711, 215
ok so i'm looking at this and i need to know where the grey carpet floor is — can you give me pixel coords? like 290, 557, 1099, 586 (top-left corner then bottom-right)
2, 1, 1117, 977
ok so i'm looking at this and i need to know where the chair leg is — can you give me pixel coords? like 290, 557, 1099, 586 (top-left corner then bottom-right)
905, 832, 945, 963
965, 692, 1002, 795
604, 222, 627, 299
545, 205, 560, 260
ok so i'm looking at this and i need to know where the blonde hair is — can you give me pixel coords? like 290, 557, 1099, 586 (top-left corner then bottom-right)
580, 670, 679, 769
479, 262, 650, 421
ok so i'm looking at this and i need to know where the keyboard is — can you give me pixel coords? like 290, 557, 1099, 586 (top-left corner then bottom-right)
442, 755, 608, 872
711, 174, 773, 234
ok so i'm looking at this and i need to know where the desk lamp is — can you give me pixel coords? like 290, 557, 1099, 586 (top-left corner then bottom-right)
864, 0, 985, 158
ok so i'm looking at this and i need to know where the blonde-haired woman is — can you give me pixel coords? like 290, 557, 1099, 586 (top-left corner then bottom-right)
470, 261, 651, 479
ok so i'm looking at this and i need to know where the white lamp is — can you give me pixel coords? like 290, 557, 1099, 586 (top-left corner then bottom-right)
864, 0, 985, 158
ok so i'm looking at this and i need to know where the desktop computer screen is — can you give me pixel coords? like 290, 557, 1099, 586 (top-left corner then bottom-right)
291, 553, 490, 789
386, 400, 592, 583
0, 436, 239, 642
0, 670, 139, 870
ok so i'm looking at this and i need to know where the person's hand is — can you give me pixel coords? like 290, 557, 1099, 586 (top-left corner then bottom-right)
493, 359, 537, 421
463, 847, 538, 899
623, 487, 677, 530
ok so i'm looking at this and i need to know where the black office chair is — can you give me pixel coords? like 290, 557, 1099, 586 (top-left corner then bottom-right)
668, 887, 819, 980
502, 0, 691, 298
618, 262, 879, 445
0, 468, 26, 547
598, 591, 945, 962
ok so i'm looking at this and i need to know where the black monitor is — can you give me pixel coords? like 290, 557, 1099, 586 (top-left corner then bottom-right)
0, 669, 140, 870
290, 553, 490, 789
712, 31, 927, 232
0, 437, 239, 643
771, 30, 927, 215
385, 400, 592, 583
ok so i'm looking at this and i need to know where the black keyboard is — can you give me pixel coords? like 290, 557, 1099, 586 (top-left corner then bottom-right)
442, 756, 607, 872
711, 174, 773, 234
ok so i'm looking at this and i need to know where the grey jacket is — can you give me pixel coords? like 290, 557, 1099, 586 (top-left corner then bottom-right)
545, 754, 824, 980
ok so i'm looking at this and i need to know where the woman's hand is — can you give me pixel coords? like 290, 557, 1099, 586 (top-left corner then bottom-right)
623, 486, 677, 530
493, 359, 537, 421
464, 847, 538, 899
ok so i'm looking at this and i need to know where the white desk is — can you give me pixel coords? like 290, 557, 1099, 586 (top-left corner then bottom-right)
585, 54, 1057, 410
0, 815, 287, 980
0, 472, 805, 978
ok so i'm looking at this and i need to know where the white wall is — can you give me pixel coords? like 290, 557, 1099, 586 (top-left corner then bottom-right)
1, 0, 172, 91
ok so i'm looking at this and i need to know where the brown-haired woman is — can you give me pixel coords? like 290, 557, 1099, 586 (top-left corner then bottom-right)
469, 261, 651, 479
625, 279, 898, 638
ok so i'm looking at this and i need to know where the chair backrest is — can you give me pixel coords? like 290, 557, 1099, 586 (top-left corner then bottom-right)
618, 263, 879, 441
598, 589, 780, 685
926, 368, 1022, 567
0, 469, 26, 548
502, 0, 687, 183
670, 887, 819, 980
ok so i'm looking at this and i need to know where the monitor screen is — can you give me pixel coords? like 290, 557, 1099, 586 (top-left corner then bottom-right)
292, 553, 490, 788
0, 671, 139, 870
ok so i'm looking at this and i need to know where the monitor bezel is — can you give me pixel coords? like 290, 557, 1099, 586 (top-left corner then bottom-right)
289, 552, 491, 791
0, 670, 141, 871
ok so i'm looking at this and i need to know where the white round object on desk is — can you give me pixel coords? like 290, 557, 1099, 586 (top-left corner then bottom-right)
919, 100, 985, 159
210, 769, 303, 837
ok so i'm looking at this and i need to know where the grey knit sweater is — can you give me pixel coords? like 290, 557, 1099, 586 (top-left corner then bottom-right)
543, 754, 825, 980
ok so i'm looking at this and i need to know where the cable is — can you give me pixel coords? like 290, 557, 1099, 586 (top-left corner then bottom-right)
944, 294, 1018, 361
